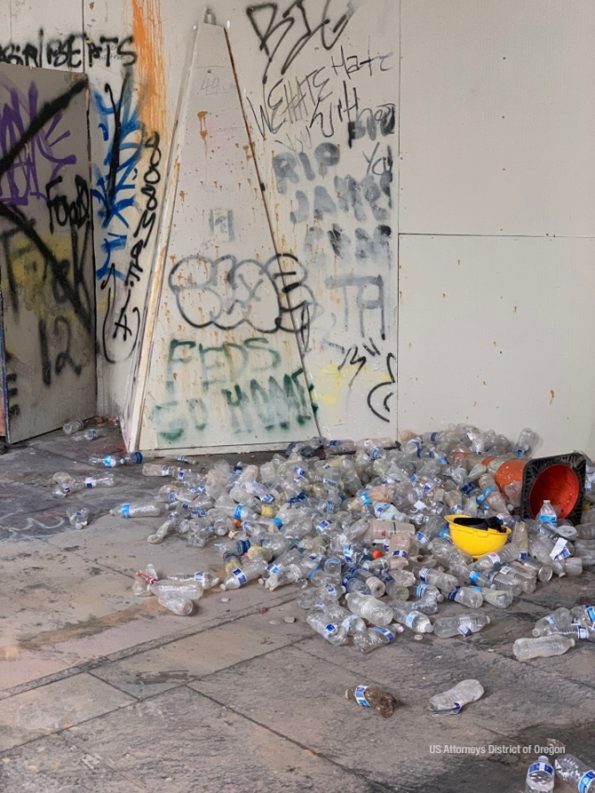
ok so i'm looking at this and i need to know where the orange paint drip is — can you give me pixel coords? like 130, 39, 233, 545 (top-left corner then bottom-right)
197, 111, 208, 151
132, 0, 167, 138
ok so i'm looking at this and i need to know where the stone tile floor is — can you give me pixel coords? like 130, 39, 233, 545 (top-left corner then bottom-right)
0, 428, 593, 791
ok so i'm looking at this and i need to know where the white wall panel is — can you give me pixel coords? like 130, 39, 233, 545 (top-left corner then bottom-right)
398, 235, 595, 457
399, 0, 595, 236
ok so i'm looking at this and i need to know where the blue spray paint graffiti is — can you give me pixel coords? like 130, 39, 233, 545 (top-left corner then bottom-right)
91, 70, 143, 281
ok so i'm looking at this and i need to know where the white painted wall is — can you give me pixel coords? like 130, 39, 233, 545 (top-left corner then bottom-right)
0, 0, 593, 456
398, 0, 595, 456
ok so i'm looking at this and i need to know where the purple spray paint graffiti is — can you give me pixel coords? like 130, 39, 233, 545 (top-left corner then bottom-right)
0, 80, 76, 206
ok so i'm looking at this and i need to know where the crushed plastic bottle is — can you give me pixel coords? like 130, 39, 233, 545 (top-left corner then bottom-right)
157, 592, 194, 616
429, 679, 484, 715
66, 506, 90, 529
345, 685, 398, 717
353, 625, 398, 653
555, 752, 595, 792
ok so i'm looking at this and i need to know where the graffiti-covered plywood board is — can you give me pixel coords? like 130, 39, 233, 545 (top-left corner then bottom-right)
0, 63, 96, 442
133, 23, 316, 451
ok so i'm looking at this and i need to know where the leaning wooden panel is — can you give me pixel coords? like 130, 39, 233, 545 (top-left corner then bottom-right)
132, 22, 316, 451
0, 63, 96, 442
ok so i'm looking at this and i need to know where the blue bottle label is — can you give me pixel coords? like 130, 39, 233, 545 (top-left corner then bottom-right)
529, 762, 553, 775
579, 771, 595, 793
360, 492, 372, 506
447, 589, 460, 601
371, 626, 395, 642
416, 584, 427, 598
457, 625, 472, 637
586, 606, 595, 625
233, 505, 244, 519
260, 493, 275, 504
325, 623, 337, 635
121, 504, 130, 518
273, 517, 283, 528
405, 612, 417, 628
469, 571, 481, 584
392, 550, 408, 558
354, 685, 370, 707
103, 456, 116, 467
231, 568, 247, 586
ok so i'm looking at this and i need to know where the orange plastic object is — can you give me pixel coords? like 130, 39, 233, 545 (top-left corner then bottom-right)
494, 458, 527, 492
372, 549, 384, 559
529, 464, 581, 520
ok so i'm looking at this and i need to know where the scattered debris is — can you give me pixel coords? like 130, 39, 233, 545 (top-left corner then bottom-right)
53, 425, 595, 654
429, 679, 484, 715
345, 685, 398, 718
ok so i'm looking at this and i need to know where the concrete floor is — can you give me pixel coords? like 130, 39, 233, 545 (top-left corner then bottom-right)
0, 428, 593, 792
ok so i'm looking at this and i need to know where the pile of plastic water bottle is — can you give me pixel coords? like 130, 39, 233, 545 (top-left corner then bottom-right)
56, 422, 595, 655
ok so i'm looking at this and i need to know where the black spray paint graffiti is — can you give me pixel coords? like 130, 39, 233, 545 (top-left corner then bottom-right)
248, 42, 394, 145
168, 252, 318, 350
0, 77, 93, 332
0, 30, 136, 70
273, 140, 392, 267
246, 0, 354, 86
0, 77, 93, 405
367, 352, 396, 424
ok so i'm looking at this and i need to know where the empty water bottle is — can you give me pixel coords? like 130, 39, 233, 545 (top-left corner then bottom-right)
417, 566, 459, 593
345, 685, 398, 717
391, 601, 434, 633
478, 587, 514, 608
513, 635, 575, 661
447, 587, 483, 608
555, 752, 595, 792
222, 558, 268, 590
429, 679, 484, 715
110, 502, 162, 518
525, 755, 555, 792
63, 418, 84, 435
354, 625, 398, 653
157, 592, 194, 616
515, 428, 538, 458
537, 500, 558, 526
346, 592, 394, 626
306, 610, 348, 645
532, 608, 572, 637
433, 613, 490, 638
90, 452, 143, 467
66, 506, 90, 529
52, 472, 115, 496
71, 428, 99, 442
